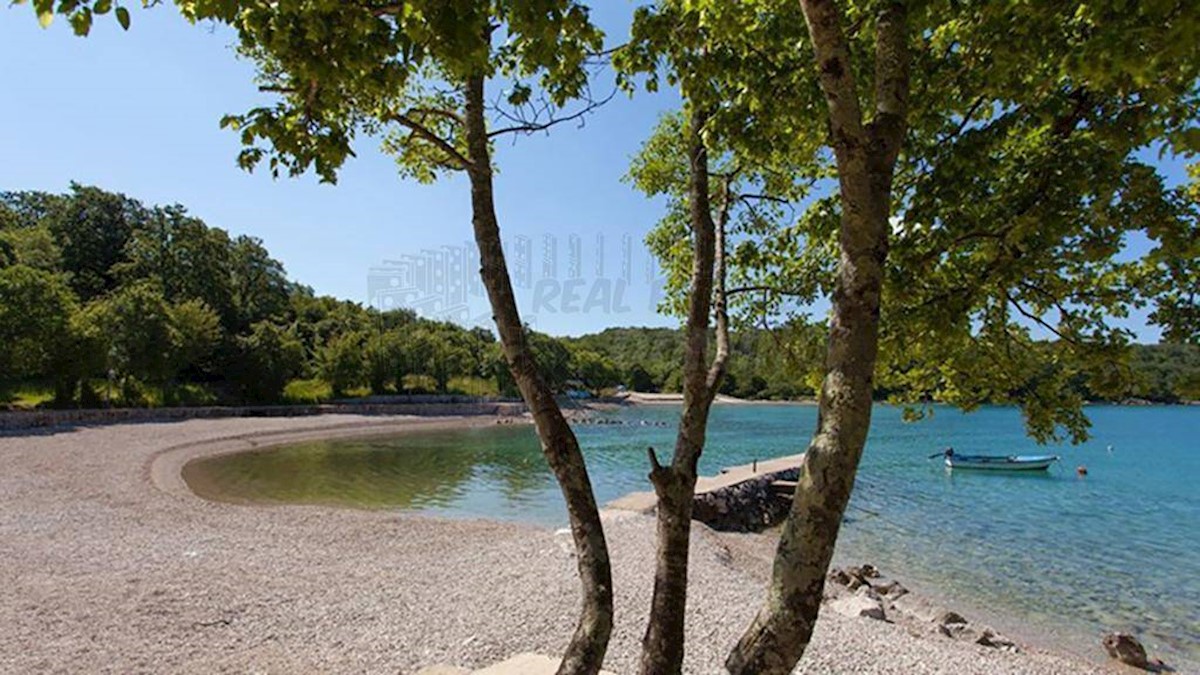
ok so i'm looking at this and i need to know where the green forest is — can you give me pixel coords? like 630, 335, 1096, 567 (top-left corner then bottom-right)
2, 185, 1197, 410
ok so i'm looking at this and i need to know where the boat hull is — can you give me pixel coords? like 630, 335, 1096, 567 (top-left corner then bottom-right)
945, 454, 1059, 471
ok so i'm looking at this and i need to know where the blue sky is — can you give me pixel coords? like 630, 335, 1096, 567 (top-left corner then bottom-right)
1, 3, 681, 336
0, 4, 1186, 340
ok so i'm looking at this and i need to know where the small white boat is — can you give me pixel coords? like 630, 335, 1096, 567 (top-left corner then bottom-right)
942, 453, 1060, 471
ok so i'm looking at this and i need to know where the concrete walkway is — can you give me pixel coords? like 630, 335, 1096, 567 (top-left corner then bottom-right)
605, 453, 805, 513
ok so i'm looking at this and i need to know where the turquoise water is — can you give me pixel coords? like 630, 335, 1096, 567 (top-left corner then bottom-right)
185, 404, 1199, 668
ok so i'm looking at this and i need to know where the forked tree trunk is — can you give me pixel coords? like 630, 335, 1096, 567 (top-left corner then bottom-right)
639, 107, 730, 675
463, 73, 613, 675
726, 1, 908, 673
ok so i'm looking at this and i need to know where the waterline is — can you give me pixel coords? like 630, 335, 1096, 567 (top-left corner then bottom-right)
183, 403, 1199, 669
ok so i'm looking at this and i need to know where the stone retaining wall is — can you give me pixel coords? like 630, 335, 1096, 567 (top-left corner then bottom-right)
333, 394, 515, 404
0, 401, 527, 433
691, 466, 801, 532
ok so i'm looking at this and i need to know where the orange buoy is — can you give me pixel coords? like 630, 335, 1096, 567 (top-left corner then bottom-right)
1076, 465, 1088, 476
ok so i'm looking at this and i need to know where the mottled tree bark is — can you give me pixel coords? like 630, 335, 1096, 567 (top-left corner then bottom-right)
726, 2, 908, 673
639, 107, 730, 675
463, 74, 613, 675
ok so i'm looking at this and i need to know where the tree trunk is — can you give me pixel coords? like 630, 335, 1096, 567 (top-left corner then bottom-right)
723, 178, 887, 675
639, 107, 730, 675
463, 73, 613, 675
726, 1, 908, 673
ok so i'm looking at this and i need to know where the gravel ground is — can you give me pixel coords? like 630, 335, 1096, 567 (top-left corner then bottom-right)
0, 415, 1116, 674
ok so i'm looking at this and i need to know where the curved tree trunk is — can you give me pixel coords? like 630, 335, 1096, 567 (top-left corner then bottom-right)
639, 107, 730, 675
463, 73, 614, 675
726, 1, 908, 673
723, 186, 887, 675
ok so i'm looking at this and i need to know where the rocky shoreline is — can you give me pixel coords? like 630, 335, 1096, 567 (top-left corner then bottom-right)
0, 414, 1149, 673
825, 564, 1020, 653
824, 563, 1175, 672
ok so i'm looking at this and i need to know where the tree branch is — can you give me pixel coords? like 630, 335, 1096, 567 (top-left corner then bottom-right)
406, 107, 464, 126
382, 112, 472, 169
939, 96, 985, 144
736, 192, 790, 205
1005, 290, 1081, 347
647, 445, 665, 473
368, 3, 401, 17
727, 285, 811, 298
487, 88, 617, 138
1052, 88, 1094, 138
706, 176, 733, 398
1016, 278, 1095, 336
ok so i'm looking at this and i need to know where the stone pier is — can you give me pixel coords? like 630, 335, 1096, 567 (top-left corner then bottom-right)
606, 454, 804, 532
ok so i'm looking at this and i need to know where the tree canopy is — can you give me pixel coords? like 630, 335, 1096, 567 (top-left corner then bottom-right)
615, 1, 1199, 671
621, 0, 1200, 443
0, 185, 608, 407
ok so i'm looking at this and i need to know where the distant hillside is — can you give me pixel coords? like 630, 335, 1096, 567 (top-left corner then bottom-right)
566, 325, 823, 400
1126, 342, 1200, 402
568, 326, 1200, 403
4, 185, 1194, 409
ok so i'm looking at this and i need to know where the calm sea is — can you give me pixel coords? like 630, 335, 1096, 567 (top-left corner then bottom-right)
185, 404, 1199, 668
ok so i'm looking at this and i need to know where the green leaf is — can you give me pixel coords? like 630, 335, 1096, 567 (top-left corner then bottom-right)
94, 0, 112, 15
506, 83, 531, 106
115, 6, 130, 30
37, 9, 53, 28
69, 8, 92, 36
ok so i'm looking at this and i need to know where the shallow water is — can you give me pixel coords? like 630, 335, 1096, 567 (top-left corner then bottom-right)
185, 404, 1199, 668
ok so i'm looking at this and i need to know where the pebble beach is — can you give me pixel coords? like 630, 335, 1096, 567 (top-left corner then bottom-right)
0, 414, 1125, 674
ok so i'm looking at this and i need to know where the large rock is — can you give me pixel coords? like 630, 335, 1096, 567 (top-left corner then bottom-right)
935, 610, 969, 627
835, 563, 883, 591
1102, 633, 1149, 669
888, 593, 941, 623
855, 585, 883, 601
829, 593, 887, 621
933, 610, 972, 640
827, 567, 852, 586
870, 579, 909, 598
976, 628, 1019, 652
844, 564, 880, 582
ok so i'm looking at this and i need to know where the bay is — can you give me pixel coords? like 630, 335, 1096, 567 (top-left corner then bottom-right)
184, 403, 1200, 668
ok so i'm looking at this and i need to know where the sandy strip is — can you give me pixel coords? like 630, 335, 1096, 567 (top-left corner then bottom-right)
147, 415, 509, 499
0, 414, 1114, 674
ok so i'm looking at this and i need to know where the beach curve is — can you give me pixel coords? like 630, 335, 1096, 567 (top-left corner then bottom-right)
1, 414, 1118, 674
